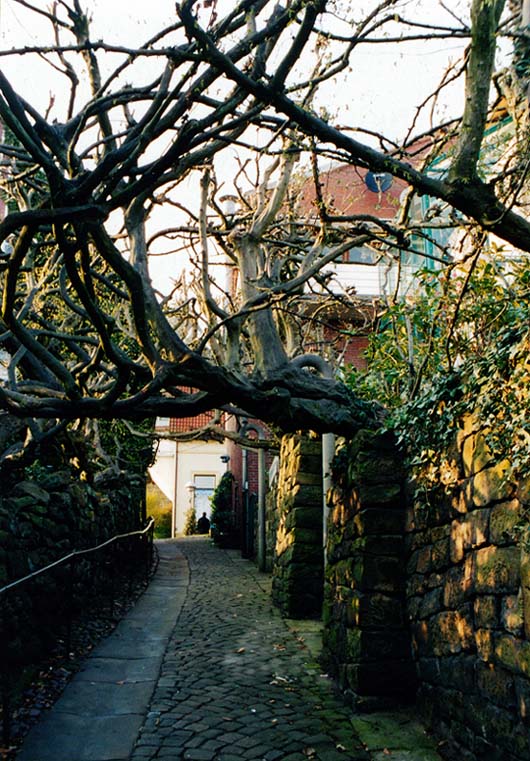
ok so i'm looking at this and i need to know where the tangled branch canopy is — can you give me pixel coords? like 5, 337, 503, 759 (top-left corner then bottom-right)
0, 0, 526, 436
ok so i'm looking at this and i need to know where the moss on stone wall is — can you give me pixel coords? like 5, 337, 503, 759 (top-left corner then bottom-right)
407, 413, 530, 760
322, 429, 416, 706
272, 434, 323, 618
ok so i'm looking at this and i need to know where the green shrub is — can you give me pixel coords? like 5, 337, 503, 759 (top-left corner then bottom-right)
183, 507, 197, 535
146, 482, 172, 539
210, 471, 234, 542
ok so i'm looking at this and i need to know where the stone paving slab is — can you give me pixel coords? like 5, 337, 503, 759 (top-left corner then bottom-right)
49, 678, 156, 715
77, 656, 162, 682
17, 540, 187, 761
15, 713, 144, 761
351, 712, 442, 759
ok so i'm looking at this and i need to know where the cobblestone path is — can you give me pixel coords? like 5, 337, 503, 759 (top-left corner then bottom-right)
131, 537, 369, 761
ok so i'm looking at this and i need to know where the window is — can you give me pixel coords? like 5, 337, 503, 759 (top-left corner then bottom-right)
193, 474, 216, 518
345, 245, 379, 264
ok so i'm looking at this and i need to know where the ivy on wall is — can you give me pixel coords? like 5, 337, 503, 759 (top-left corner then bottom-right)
344, 251, 530, 498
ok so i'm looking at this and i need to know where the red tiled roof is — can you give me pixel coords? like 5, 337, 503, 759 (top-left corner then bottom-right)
170, 412, 216, 433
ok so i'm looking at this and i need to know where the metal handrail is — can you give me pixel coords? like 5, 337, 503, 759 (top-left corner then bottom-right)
0, 517, 155, 597
0, 517, 155, 745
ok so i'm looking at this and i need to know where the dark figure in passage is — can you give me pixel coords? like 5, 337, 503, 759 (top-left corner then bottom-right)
197, 512, 210, 534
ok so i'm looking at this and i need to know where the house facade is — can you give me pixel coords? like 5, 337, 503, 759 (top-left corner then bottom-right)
147, 158, 449, 541
148, 416, 230, 536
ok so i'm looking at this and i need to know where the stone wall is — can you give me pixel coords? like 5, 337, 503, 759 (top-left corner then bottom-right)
322, 429, 416, 706
272, 434, 323, 618
0, 470, 139, 589
406, 417, 530, 760
0, 427, 144, 671
265, 465, 279, 573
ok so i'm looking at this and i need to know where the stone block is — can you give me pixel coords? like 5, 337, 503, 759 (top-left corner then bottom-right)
346, 592, 405, 629
490, 501, 520, 545
443, 559, 473, 608
451, 488, 468, 515
327, 557, 360, 588
285, 590, 322, 619
417, 657, 440, 684
472, 460, 514, 507
522, 544, 530, 603
416, 546, 432, 574
495, 634, 530, 677
418, 588, 443, 619
462, 429, 493, 478
276, 542, 323, 566
475, 629, 495, 661
502, 592, 524, 637
289, 527, 322, 545
361, 554, 404, 593
474, 546, 520, 594
357, 481, 403, 509
284, 506, 322, 531
350, 455, 403, 485
12, 481, 51, 505
477, 703, 528, 758
354, 508, 404, 536
299, 439, 322, 457
476, 662, 516, 707
295, 470, 321, 485
407, 594, 421, 620
450, 510, 489, 563
346, 629, 410, 663
517, 473, 530, 506
473, 595, 498, 629
406, 573, 425, 598
431, 536, 451, 570
426, 610, 474, 657
515, 675, 530, 725
437, 654, 475, 692
292, 483, 322, 506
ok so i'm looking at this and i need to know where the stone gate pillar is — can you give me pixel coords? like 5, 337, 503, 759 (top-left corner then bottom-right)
272, 434, 323, 618
322, 429, 416, 705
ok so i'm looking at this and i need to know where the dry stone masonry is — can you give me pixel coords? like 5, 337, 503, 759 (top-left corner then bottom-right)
406, 416, 530, 761
271, 418, 530, 759
322, 430, 416, 707
272, 434, 324, 618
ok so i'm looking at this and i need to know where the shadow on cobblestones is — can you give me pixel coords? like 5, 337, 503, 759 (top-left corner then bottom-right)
131, 537, 369, 761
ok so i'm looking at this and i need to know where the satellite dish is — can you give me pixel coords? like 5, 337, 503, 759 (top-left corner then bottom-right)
365, 171, 393, 193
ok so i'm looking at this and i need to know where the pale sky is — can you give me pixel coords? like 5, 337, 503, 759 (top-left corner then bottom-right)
0, 1, 480, 292
0, 0, 471, 139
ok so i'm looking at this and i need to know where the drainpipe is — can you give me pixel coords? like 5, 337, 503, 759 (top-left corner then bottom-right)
172, 440, 179, 538
290, 355, 336, 565
241, 445, 248, 554
240, 420, 266, 571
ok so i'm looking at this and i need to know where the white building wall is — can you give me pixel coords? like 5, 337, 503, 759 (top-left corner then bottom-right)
330, 262, 381, 296
174, 440, 227, 534
149, 439, 175, 503
149, 436, 228, 536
